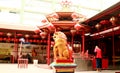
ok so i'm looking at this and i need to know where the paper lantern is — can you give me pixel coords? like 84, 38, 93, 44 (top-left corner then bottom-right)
7, 33, 12, 37
33, 35, 39, 38
36, 40, 39, 43
0, 32, 3, 36
0, 38, 2, 41
25, 34, 30, 38
95, 23, 101, 30
33, 39, 37, 43
110, 16, 117, 25
34, 29, 40, 34
3, 38, 7, 41
15, 39, 19, 42
16, 34, 23, 37
29, 39, 33, 43
100, 20, 110, 25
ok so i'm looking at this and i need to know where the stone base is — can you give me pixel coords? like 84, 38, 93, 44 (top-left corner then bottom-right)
50, 62, 77, 73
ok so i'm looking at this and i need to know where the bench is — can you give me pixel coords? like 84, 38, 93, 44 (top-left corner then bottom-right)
18, 58, 28, 68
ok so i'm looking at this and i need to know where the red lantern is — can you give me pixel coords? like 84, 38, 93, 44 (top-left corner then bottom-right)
0, 32, 3, 36
11, 38, 14, 41
95, 23, 101, 30
0, 38, 2, 41
100, 20, 110, 25
33, 39, 37, 43
36, 40, 39, 43
110, 16, 117, 25
16, 34, 23, 37
7, 33, 12, 37
25, 34, 29, 38
29, 39, 33, 43
40, 32, 47, 39
43, 40, 46, 43
34, 29, 40, 34
14, 39, 19, 42
3, 38, 7, 41
33, 35, 39, 38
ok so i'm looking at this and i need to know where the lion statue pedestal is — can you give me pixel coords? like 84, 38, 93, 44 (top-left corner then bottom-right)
50, 31, 77, 73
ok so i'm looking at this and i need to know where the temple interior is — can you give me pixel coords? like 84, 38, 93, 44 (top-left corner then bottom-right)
0, 0, 120, 71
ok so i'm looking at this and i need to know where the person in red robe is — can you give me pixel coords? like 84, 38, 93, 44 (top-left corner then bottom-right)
94, 45, 102, 71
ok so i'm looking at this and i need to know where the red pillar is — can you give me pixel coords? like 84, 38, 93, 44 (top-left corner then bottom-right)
112, 27, 115, 68
12, 32, 18, 63
47, 32, 51, 65
81, 31, 85, 53
71, 34, 74, 51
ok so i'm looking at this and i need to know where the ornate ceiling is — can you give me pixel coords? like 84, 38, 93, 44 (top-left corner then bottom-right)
0, 0, 119, 31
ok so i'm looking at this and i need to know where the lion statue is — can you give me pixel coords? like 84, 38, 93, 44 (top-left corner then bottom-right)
53, 31, 73, 60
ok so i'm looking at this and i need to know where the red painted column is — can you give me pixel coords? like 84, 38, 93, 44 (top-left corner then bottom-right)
13, 32, 17, 63
47, 32, 51, 65
71, 34, 74, 51
112, 27, 115, 68
81, 31, 85, 53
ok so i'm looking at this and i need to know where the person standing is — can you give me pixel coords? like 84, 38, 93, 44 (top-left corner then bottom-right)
94, 45, 102, 71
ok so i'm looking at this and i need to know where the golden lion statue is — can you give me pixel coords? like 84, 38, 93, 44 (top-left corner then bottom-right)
53, 31, 72, 60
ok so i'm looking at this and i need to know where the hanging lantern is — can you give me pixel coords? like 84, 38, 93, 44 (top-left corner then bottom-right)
11, 38, 14, 42
6, 33, 12, 42
3, 38, 7, 41
25, 34, 29, 42
0, 38, 2, 41
29, 39, 33, 43
15, 39, 19, 42
43, 40, 47, 43
25, 34, 30, 38
37, 40, 39, 43
110, 16, 117, 26
7, 33, 12, 37
16, 34, 23, 37
34, 29, 40, 34
33, 39, 37, 43
0, 32, 3, 36
95, 23, 101, 30
74, 24, 83, 30
33, 35, 39, 38
40, 32, 47, 39
100, 20, 110, 25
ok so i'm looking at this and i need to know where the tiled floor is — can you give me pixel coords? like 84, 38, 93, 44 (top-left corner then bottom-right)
0, 64, 120, 73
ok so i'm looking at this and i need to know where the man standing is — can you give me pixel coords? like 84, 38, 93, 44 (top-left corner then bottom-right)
94, 45, 102, 71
